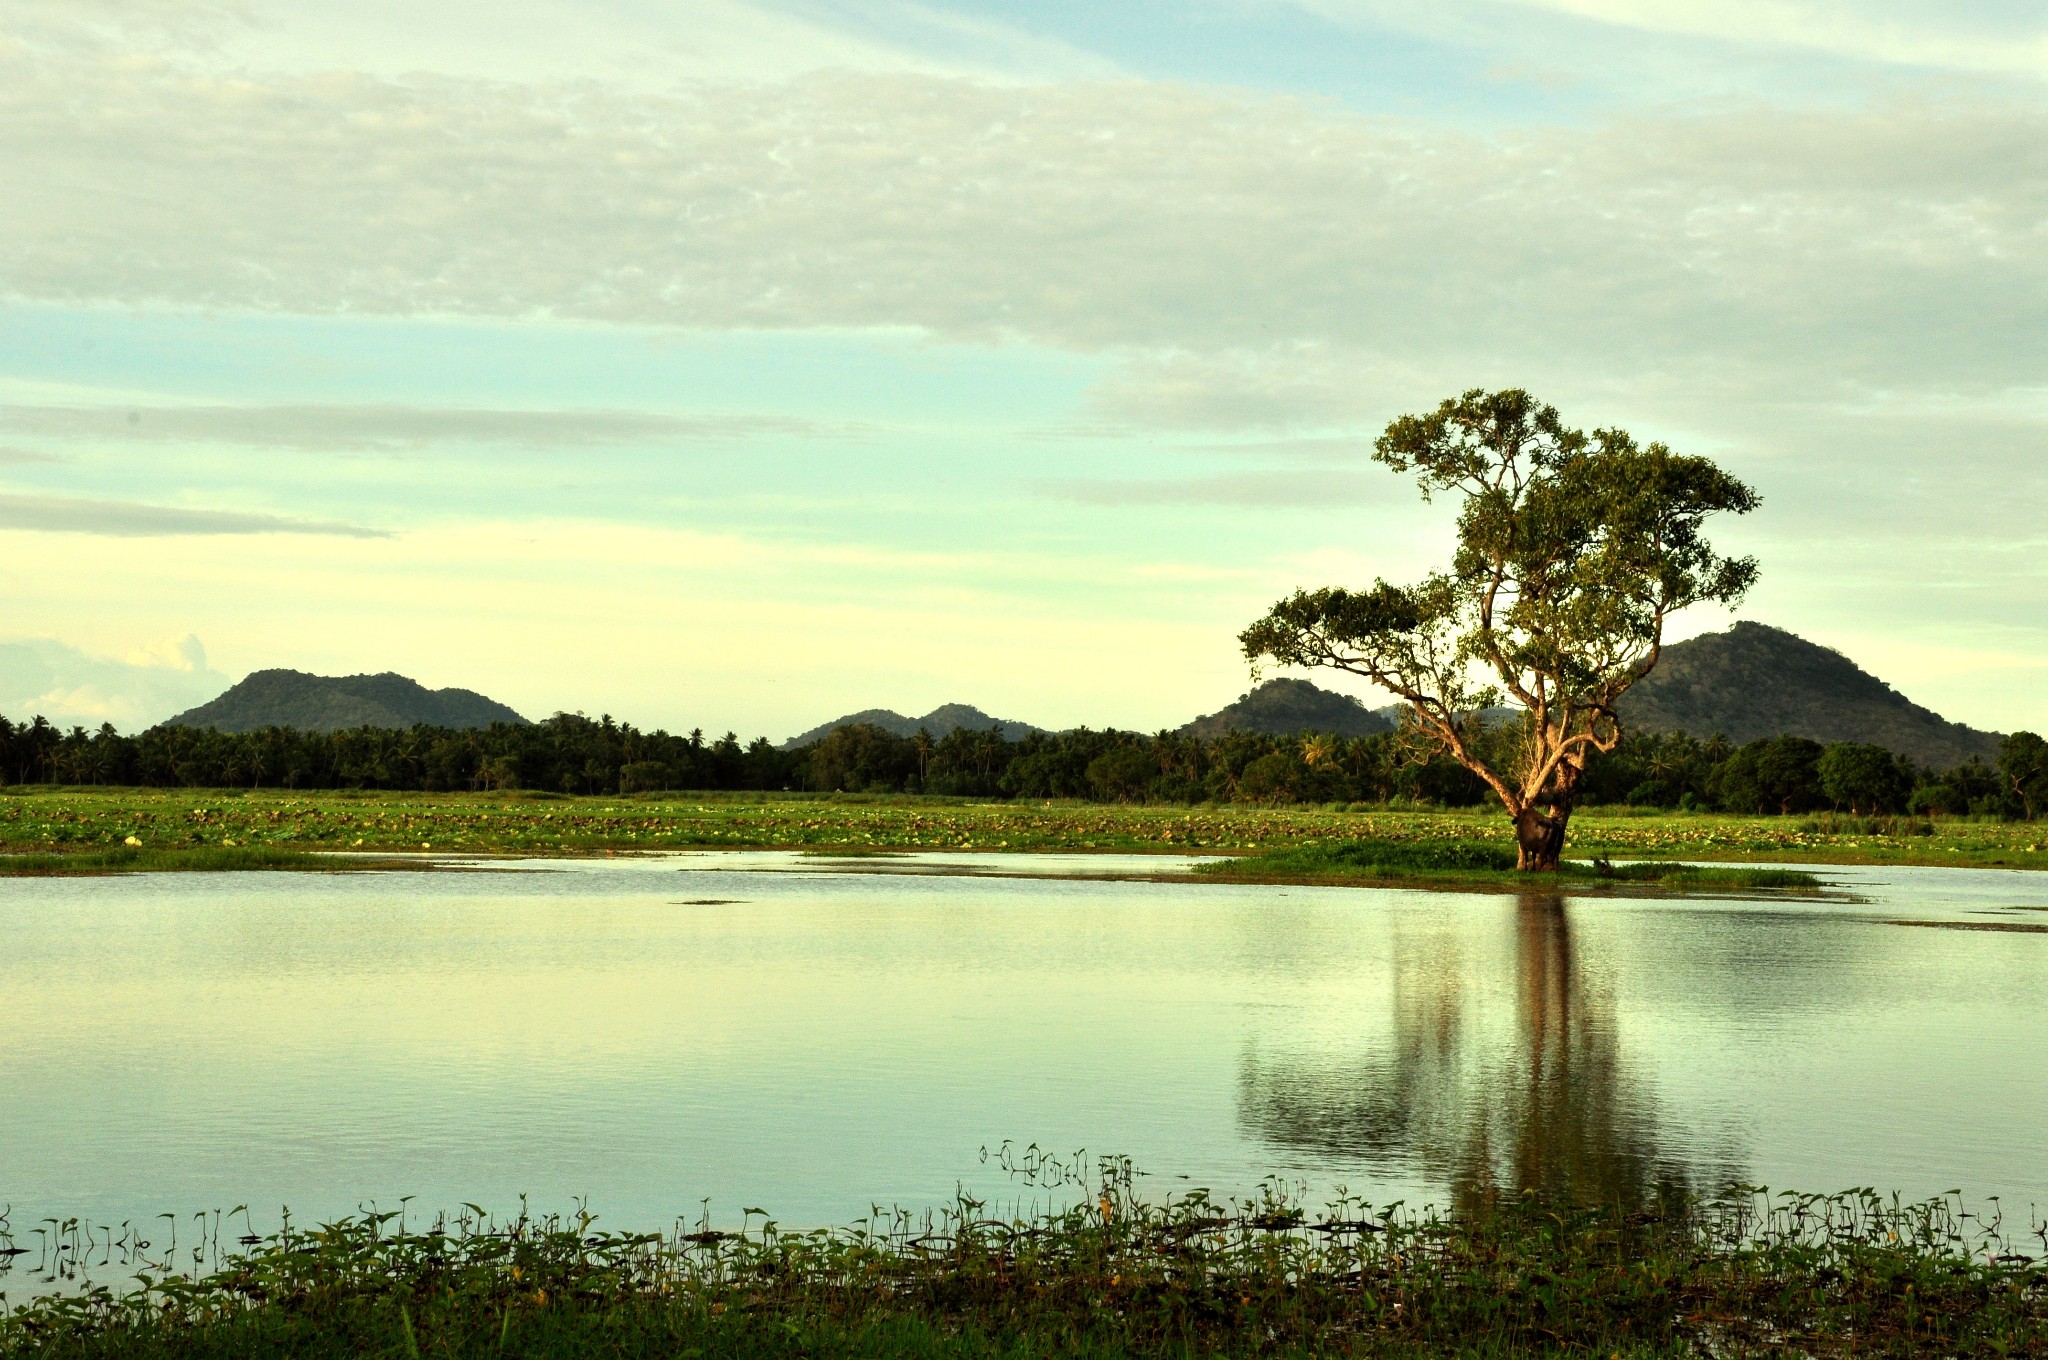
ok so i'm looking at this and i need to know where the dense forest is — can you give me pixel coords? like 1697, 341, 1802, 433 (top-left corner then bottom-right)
2, 710, 2043, 820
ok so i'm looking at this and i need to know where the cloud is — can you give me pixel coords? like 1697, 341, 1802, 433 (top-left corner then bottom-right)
0, 444, 69, 464
127, 632, 208, 672
0, 404, 856, 450
1497, 0, 2048, 74
1, 47, 2040, 419
0, 634, 230, 730
0, 0, 1070, 85
0, 494, 390, 537
1288, 0, 2048, 85
1047, 469, 1388, 507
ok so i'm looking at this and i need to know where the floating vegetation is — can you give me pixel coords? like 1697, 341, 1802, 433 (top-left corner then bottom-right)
1201, 841, 1823, 892
1576, 859, 1825, 891
3, 1163, 2044, 1359
0, 846, 340, 876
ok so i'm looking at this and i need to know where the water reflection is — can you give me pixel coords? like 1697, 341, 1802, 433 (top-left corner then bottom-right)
1240, 894, 1726, 1210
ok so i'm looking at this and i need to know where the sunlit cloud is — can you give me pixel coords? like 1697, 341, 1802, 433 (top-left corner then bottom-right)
1046, 469, 1387, 508
1499, 0, 2048, 74
0, 493, 390, 537
0, 634, 230, 729
0, 404, 863, 450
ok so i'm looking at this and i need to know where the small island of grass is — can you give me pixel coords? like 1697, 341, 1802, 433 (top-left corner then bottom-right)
0, 845, 380, 876
1199, 838, 1822, 892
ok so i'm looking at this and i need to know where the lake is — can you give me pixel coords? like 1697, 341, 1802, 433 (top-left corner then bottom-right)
4, 852, 2045, 1268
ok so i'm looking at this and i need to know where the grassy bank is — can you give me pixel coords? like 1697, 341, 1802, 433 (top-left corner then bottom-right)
0, 846, 338, 876
1197, 839, 1824, 891
1, 787, 2042, 871
3, 1177, 2041, 1359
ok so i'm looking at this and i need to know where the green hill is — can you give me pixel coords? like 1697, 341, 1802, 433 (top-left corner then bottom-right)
1181, 679, 1394, 740
165, 669, 528, 734
1619, 622, 2001, 769
782, 703, 1042, 750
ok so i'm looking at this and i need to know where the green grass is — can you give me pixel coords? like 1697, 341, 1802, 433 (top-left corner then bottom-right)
1, 787, 2041, 871
3, 1179, 2041, 1359
1583, 860, 1823, 890
1198, 840, 1823, 891
0, 845, 339, 876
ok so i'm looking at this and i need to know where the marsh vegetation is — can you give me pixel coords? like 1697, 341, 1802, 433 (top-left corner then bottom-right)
4, 1168, 2043, 1359
4, 789, 2040, 872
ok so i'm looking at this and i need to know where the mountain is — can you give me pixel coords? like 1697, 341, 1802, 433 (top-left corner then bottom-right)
1181, 679, 1395, 740
782, 702, 1042, 749
1372, 702, 1522, 729
1619, 622, 2001, 769
164, 669, 529, 734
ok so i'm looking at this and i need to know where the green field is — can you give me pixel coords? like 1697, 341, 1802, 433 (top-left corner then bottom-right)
1, 787, 2042, 872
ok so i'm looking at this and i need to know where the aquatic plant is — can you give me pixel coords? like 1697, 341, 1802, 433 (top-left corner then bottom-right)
3, 1168, 2042, 1359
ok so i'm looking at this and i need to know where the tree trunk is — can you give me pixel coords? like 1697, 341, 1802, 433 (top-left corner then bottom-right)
1514, 806, 1570, 871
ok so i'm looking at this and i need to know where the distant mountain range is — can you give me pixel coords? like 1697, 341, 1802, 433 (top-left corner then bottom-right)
165, 669, 529, 734
1180, 679, 1394, 739
174, 622, 2002, 766
1174, 623, 2001, 768
780, 702, 1043, 750
1619, 621, 2001, 769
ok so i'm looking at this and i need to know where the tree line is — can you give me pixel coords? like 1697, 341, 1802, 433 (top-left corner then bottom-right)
2, 710, 2042, 820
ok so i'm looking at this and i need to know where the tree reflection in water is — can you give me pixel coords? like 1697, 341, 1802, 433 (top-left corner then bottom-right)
1239, 894, 1729, 1212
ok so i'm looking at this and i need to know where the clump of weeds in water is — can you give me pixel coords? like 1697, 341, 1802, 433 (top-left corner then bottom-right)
4, 1164, 2045, 1360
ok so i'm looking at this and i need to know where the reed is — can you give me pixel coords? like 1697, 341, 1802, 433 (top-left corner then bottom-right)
4, 1171, 2041, 1359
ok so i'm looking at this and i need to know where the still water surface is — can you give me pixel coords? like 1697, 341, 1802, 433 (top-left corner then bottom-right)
4, 853, 2045, 1248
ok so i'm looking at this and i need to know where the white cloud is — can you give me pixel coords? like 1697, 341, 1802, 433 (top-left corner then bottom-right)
127, 633, 208, 672
0, 635, 230, 729
1287, 0, 2048, 79
0, 493, 389, 537
0, 404, 861, 450
1046, 468, 1387, 507
1500, 0, 2048, 75
0, 0, 1112, 86
2, 46, 2040, 412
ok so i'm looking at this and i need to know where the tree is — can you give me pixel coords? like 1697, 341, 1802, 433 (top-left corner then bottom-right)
1817, 742, 1910, 815
1085, 745, 1155, 802
1241, 389, 1760, 869
1999, 732, 2047, 821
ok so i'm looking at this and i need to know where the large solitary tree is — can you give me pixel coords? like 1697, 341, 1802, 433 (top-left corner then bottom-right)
1240, 389, 1761, 870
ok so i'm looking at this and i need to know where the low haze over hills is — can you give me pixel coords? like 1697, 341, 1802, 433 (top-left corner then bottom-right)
781, 703, 1042, 750
166, 670, 529, 734
1181, 679, 1395, 740
1620, 622, 2002, 769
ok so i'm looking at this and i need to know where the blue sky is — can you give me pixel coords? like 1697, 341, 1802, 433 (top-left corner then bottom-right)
2, 0, 2044, 736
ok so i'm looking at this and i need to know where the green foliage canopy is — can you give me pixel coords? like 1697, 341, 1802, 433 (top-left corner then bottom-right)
1241, 389, 1761, 867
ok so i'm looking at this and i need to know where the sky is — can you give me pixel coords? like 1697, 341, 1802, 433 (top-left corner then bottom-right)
1, 0, 2044, 739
